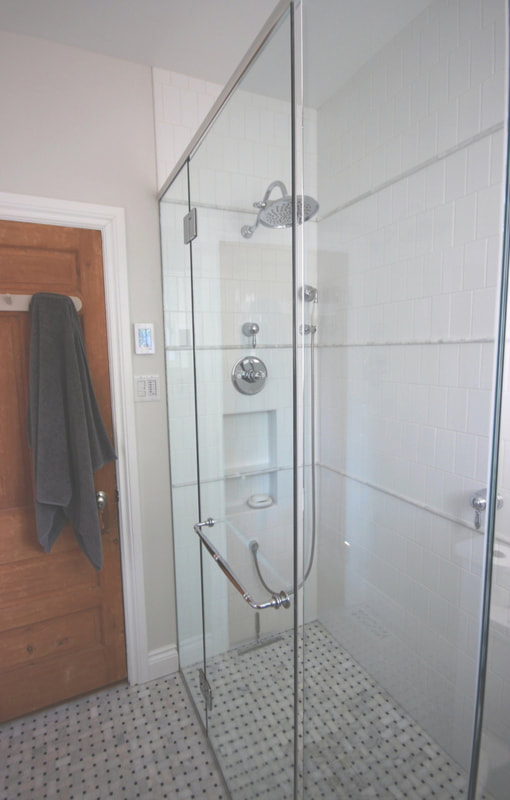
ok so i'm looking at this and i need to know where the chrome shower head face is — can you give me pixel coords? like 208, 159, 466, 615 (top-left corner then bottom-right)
259, 194, 319, 229
241, 180, 319, 238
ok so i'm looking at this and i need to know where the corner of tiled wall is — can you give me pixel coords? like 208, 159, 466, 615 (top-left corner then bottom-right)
315, 0, 510, 783
153, 67, 222, 189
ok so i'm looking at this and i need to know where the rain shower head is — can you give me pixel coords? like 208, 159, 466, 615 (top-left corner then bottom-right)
259, 194, 319, 228
241, 180, 319, 239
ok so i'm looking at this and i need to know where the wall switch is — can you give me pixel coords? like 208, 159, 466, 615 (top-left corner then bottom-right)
134, 375, 160, 401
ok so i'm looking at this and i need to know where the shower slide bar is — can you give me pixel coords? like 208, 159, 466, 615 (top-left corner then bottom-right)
194, 518, 291, 611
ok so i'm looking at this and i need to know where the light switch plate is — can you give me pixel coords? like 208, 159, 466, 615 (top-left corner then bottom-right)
134, 375, 160, 401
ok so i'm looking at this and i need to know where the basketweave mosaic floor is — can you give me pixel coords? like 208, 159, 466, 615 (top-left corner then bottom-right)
1, 620, 487, 800
0, 673, 228, 800
183, 621, 484, 800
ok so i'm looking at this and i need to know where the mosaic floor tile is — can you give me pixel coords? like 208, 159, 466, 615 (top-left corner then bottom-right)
0, 674, 228, 800
183, 621, 487, 800
1, 622, 493, 799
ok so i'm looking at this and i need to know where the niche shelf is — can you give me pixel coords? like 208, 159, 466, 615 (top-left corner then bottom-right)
223, 410, 277, 513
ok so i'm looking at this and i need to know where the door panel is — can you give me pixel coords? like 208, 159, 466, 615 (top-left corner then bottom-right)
159, 166, 206, 725
0, 220, 126, 722
184, 11, 297, 798
1, 607, 101, 671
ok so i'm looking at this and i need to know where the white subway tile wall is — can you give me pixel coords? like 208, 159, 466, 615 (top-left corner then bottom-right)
153, 67, 222, 188
316, 0, 509, 795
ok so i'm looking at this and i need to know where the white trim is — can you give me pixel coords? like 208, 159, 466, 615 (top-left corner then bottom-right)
147, 645, 179, 681
178, 634, 205, 668
0, 191, 149, 685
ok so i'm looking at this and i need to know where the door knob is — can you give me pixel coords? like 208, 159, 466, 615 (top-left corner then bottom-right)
96, 491, 108, 512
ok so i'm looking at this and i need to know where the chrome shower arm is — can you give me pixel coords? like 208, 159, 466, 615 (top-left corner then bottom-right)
241, 205, 266, 238
241, 181, 289, 238
255, 180, 288, 208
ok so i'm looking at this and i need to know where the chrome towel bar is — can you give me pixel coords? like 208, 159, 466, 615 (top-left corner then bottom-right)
194, 519, 291, 611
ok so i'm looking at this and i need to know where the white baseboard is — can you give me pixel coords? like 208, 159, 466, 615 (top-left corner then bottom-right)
178, 634, 204, 667
147, 644, 179, 681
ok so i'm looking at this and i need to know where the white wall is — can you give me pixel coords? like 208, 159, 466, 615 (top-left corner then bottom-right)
315, 0, 510, 794
0, 30, 175, 658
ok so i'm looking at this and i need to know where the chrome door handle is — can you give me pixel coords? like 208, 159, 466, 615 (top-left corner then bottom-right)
194, 519, 290, 611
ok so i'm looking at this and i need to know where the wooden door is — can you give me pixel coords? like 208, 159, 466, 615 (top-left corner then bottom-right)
0, 220, 127, 722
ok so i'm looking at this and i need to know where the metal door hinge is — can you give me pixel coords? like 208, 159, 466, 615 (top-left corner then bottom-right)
199, 668, 213, 711
183, 208, 198, 244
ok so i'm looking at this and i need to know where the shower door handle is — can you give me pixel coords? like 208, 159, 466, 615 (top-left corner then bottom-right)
194, 519, 291, 611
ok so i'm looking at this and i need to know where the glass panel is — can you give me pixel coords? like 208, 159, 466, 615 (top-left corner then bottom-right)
160, 0, 509, 796
160, 165, 206, 725
475, 490, 510, 800
187, 11, 298, 799
476, 201, 510, 799
302, 0, 508, 797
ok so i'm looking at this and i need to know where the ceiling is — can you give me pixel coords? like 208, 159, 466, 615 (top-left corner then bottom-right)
0, 0, 434, 107
0, 0, 281, 85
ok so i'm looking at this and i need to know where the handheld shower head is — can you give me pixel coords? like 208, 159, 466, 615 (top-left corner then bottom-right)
241, 180, 319, 239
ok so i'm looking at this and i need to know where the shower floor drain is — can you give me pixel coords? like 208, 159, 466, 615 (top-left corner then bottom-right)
348, 605, 392, 639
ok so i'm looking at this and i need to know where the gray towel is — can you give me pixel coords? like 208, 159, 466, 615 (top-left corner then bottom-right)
28, 292, 116, 570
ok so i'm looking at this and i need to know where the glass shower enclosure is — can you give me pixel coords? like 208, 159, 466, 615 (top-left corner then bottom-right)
159, 1, 510, 798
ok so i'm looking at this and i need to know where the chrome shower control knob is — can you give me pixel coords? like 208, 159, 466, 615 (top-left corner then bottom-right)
231, 356, 267, 395
470, 489, 503, 530
242, 322, 259, 347
240, 358, 264, 382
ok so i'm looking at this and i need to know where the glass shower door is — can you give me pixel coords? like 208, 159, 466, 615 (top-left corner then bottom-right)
185, 10, 300, 798
160, 163, 209, 731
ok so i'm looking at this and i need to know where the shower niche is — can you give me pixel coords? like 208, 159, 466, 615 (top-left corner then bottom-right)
223, 410, 277, 514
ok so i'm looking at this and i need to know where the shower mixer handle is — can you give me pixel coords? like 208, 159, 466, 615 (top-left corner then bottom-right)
232, 356, 267, 394
242, 321, 259, 347
241, 358, 264, 382
244, 369, 264, 382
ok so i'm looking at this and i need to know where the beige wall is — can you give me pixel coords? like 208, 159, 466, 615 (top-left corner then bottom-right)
0, 29, 176, 654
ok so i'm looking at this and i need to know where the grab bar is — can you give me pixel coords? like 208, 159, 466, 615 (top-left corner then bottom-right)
194, 519, 291, 611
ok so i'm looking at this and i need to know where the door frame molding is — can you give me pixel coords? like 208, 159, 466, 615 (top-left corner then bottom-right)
0, 190, 149, 684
